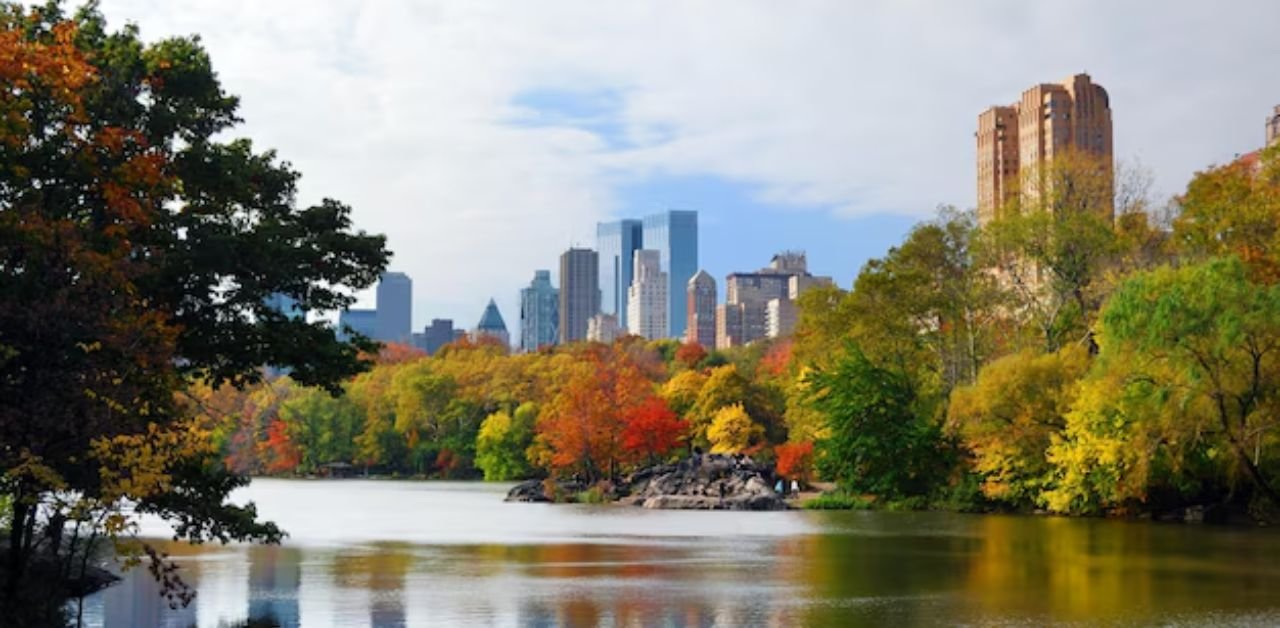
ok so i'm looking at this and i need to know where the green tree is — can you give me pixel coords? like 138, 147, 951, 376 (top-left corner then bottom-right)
1045, 258, 1280, 514
806, 344, 944, 498
475, 403, 537, 481
0, 5, 388, 615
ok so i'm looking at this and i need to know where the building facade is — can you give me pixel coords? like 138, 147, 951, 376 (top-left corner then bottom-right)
416, 319, 455, 355
976, 73, 1113, 224
1269, 105, 1280, 147
519, 270, 558, 352
716, 252, 832, 348
375, 271, 413, 344
642, 210, 698, 339
587, 313, 621, 344
474, 299, 510, 347
626, 249, 668, 340
338, 309, 377, 341
559, 248, 600, 344
597, 219, 644, 330
685, 270, 717, 349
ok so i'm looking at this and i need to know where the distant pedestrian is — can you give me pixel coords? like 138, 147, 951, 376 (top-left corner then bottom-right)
790, 479, 800, 494
774, 479, 784, 495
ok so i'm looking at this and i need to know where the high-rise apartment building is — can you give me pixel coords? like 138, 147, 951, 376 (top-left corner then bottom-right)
977, 73, 1113, 224
685, 270, 717, 349
559, 248, 600, 344
587, 313, 621, 344
642, 210, 698, 339
474, 299, 510, 347
1268, 105, 1280, 147
597, 219, 644, 329
626, 249, 668, 340
519, 270, 558, 352
375, 271, 413, 344
717, 252, 831, 349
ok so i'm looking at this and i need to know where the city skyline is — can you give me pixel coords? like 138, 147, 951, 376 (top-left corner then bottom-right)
89, 1, 1280, 332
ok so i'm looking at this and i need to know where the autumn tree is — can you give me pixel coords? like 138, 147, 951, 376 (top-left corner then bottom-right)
0, 4, 388, 617
1173, 144, 1280, 283
1045, 258, 1280, 515
475, 403, 537, 481
947, 346, 1089, 507
620, 397, 686, 465
775, 441, 815, 485
706, 404, 764, 454
533, 347, 652, 481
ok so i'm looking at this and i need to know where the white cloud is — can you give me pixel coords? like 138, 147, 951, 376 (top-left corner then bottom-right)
95, 0, 1280, 328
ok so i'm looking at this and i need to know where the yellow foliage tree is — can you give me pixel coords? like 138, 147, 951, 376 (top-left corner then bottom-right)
706, 404, 764, 454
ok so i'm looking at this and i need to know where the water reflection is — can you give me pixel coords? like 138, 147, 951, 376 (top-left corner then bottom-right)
80, 481, 1280, 627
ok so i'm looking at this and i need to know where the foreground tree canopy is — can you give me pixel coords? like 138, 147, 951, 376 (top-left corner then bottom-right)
0, 3, 388, 622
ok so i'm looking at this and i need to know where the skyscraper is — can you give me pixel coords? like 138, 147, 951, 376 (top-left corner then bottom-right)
717, 252, 831, 348
977, 73, 1113, 224
559, 248, 599, 344
627, 249, 668, 340
596, 219, 643, 329
685, 270, 716, 349
337, 309, 377, 341
642, 210, 697, 339
375, 271, 413, 344
418, 319, 456, 355
520, 270, 558, 352
474, 299, 510, 347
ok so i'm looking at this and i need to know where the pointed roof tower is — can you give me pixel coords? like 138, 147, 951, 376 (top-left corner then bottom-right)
476, 299, 508, 333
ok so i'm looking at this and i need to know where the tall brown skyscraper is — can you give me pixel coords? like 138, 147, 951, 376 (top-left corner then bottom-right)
976, 73, 1113, 224
558, 248, 599, 344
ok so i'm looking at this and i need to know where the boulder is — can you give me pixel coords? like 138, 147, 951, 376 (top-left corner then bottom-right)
504, 479, 550, 503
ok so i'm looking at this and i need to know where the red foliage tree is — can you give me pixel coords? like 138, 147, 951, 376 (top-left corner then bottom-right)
775, 441, 815, 484
674, 342, 708, 369
536, 347, 652, 481
263, 419, 301, 474
621, 397, 687, 465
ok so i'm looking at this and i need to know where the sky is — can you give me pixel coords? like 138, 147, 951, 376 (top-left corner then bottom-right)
93, 0, 1280, 332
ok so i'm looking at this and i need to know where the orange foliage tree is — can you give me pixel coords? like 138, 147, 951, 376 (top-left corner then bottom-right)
775, 441, 815, 485
534, 347, 653, 481
621, 397, 687, 465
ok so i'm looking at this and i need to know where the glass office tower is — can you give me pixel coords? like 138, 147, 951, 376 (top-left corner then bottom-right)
642, 210, 698, 339
596, 219, 643, 329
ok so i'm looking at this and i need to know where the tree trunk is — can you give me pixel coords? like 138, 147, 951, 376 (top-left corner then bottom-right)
1223, 414, 1280, 507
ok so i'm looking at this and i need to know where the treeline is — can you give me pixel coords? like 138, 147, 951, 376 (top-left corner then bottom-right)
203, 146, 1280, 519
192, 338, 798, 483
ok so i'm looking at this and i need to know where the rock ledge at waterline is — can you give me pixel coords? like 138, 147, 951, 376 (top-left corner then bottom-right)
505, 453, 789, 511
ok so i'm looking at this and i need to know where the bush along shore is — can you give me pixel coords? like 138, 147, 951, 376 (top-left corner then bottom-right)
506, 453, 790, 511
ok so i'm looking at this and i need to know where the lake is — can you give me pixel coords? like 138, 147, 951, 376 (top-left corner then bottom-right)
79, 479, 1280, 627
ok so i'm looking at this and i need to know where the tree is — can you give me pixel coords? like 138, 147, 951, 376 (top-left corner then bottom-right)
475, 403, 537, 481
0, 5, 388, 616
1044, 258, 1280, 514
947, 346, 1089, 507
533, 347, 651, 481
774, 441, 815, 485
621, 397, 686, 465
706, 404, 764, 454
806, 344, 944, 498
1173, 144, 1280, 283
674, 342, 708, 370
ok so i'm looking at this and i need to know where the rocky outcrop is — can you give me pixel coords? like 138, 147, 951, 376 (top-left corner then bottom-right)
504, 454, 788, 510
622, 454, 788, 511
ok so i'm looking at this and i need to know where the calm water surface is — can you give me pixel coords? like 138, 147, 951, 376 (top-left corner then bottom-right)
80, 479, 1280, 627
